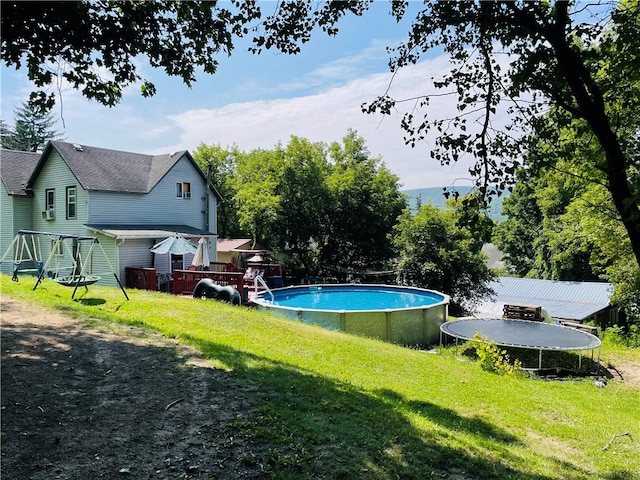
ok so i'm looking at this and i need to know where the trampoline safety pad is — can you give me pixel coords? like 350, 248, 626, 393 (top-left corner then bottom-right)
440, 318, 601, 351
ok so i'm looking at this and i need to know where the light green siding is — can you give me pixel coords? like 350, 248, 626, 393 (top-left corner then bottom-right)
0, 183, 34, 274
31, 151, 89, 235
28, 151, 122, 287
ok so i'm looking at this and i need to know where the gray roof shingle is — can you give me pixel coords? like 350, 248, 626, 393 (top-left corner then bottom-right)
0, 149, 40, 196
46, 141, 188, 193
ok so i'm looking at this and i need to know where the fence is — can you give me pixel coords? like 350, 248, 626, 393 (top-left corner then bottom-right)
125, 267, 246, 303
125, 267, 156, 291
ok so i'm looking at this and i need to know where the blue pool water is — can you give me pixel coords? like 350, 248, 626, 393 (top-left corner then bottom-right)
266, 284, 445, 311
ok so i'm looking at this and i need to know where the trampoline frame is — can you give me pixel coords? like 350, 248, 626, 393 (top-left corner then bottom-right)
440, 318, 602, 371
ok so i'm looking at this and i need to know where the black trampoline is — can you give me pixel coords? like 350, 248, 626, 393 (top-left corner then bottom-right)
440, 318, 601, 370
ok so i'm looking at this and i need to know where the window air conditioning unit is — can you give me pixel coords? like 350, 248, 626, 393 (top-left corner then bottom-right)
42, 208, 55, 220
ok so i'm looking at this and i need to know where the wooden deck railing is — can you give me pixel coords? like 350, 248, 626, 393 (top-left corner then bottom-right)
124, 266, 246, 302
125, 267, 156, 291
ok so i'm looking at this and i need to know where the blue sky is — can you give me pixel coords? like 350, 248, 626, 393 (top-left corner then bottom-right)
1, 2, 477, 189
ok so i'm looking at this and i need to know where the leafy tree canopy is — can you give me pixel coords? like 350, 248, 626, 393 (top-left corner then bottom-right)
394, 203, 495, 316
192, 143, 245, 240
493, 105, 640, 325
1, 1, 260, 111
195, 131, 406, 283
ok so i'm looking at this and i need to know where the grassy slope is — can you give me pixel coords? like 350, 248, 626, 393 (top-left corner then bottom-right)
2, 275, 639, 480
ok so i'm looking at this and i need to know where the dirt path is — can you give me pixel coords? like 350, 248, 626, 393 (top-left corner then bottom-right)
1, 297, 262, 479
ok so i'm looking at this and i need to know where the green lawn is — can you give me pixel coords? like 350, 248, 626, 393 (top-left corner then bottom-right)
2, 274, 639, 479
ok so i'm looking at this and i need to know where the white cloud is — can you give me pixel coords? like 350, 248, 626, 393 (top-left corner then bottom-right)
3, 48, 514, 189
161, 56, 478, 188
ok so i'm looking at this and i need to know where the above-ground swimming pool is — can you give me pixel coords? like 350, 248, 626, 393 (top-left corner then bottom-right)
251, 284, 450, 346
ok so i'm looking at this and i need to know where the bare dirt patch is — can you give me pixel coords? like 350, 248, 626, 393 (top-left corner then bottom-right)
1, 297, 263, 479
605, 355, 640, 386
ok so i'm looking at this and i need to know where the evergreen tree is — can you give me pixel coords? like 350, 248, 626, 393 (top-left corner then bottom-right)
0, 118, 19, 150
8, 101, 62, 152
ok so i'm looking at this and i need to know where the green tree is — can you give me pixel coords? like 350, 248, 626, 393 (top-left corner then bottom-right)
363, 1, 640, 269
1, 2, 260, 111
232, 148, 284, 248
494, 112, 640, 325
0, 119, 17, 150
394, 204, 495, 316
320, 130, 406, 281
493, 162, 600, 282
0, 102, 62, 151
272, 137, 331, 281
492, 176, 543, 277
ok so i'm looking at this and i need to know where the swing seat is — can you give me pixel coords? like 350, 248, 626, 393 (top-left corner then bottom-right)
13, 260, 44, 274
54, 275, 101, 287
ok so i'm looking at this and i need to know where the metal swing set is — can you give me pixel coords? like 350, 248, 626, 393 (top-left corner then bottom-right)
1, 229, 129, 300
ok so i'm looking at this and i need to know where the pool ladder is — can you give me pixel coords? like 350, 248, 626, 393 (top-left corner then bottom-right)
254, 273, 274, 302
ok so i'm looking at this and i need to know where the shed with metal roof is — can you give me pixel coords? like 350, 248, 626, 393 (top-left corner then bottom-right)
475, 277, 616, 325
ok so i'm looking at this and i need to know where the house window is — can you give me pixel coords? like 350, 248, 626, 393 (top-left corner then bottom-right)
50, 240, 63, 257
45, 189, 55, 210
176, 182, 191, 199
66, 186, 77, 219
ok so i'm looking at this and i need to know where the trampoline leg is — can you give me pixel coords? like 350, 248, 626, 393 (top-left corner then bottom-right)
578, 351, 582, 372
538, 350, 542, 370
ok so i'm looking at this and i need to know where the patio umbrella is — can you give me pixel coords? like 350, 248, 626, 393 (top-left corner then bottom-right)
150, 235, 197, 255
191, 237, 210, 269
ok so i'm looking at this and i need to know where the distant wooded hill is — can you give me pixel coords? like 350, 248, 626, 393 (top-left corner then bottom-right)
402, 186, 507, 222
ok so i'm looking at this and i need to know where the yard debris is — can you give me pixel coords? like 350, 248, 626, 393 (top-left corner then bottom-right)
165, 397, 185, 411
602, 432, 633, 451
593, 377, 607, 388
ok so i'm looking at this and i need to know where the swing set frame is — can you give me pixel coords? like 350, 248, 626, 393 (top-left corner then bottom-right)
1, 229, 129, 300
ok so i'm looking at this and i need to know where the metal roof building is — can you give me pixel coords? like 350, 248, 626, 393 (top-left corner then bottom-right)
475, 277, 615, 323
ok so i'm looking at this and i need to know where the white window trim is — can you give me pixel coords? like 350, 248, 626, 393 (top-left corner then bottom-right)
66, 186, 77, 219
45, 188, 55, 210
176, 182, 191, 199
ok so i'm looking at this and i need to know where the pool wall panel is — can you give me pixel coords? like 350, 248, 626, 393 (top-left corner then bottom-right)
299, 310, 341, 331
344, 311, 388, 340
388, 310, 420, 344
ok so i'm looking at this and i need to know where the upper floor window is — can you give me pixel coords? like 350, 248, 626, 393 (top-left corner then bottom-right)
45, 189, 55, 210
176, 182, 191, 199
66, 186, 77, 219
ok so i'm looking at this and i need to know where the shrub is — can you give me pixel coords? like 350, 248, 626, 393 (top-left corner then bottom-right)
604, 325, 640, 348
472, 332, 522, 376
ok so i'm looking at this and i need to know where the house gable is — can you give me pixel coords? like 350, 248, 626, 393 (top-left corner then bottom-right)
29, 141, 222, 200
87, 153, 215, 227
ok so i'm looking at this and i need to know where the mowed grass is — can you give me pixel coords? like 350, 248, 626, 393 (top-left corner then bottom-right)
2, 274, 639, 479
